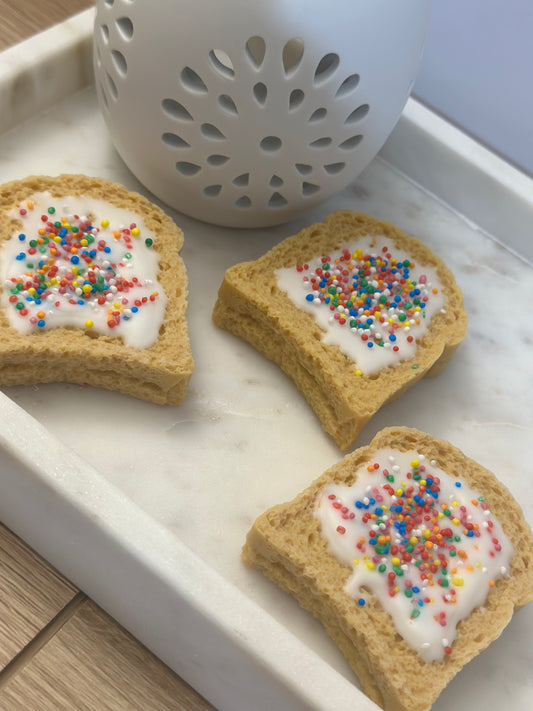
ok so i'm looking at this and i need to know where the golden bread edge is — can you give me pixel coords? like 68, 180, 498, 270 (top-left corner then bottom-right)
0, 174, 194, 404
242, 426, 533, 711
214, 211, 467, 448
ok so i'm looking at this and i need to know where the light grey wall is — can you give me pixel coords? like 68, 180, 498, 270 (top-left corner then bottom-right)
413, 0, 533, 176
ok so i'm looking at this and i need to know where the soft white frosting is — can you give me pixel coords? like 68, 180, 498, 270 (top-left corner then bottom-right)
0, 193, 167, 349
275, 236, 445, 374
315, 447, 513, 662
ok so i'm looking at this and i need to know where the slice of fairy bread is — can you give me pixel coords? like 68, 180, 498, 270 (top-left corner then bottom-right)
0, 174, 193, 404
242, 426, 533, 711
213, 210, 467, 450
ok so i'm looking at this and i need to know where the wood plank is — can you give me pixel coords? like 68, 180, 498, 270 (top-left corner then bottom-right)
0, 0, 94, 51
0, 599, 214, 710
0, 524, 78, 669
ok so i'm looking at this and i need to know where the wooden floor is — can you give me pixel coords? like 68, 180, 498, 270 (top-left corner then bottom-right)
0, 525, 212, 709
0, 0, 93, 50
0, 2, 213, 708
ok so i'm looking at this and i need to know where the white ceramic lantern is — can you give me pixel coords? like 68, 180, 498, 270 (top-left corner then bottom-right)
93, 0, 429, 227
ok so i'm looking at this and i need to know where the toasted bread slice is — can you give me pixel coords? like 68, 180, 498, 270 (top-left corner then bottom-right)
242, 426, 533, 711
0, 174, 193, 404
213, 210, 467, 449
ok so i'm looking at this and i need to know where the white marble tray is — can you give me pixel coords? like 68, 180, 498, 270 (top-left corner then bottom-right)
1, 10, 532, 711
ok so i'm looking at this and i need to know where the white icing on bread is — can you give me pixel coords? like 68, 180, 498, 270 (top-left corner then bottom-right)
315, 447, 512, 662
1, 193, 166, 349
276, 236, 445, 374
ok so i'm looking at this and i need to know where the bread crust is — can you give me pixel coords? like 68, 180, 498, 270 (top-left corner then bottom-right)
0, 174, 193, 404
242, 426, 533, 711
213, 210, 467, 449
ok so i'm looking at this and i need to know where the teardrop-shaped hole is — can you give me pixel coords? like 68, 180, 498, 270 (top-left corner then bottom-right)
295, 163, 312, 175
106, 72, 118, 100
181, 67, 208, 93
176, 162, 201, 176
218, 94, 238, 115
260, 136, 282, 152
104, 0, 114, 5
269, 192, 288, 208
302, 182, 320, 196
98, 81, 109, 110
253, 82, 267, 105
246, 36, 266, 67
345, 104, 370, 124
111, 50, 127, 76
339, 135, 363, 150
289, 89, 305, 111
314, 53, 339, 84
201, 123, 225, 140
162, 98, 193, 121
100, 24, 109, 43
323, 162, 345, 175
116, 16, 134, 40
162, 133, 190, 148
233, 173, 249, 187
236, 196, 252, 208
269, 175, 283, 187
209, 49, 235, 78
204, 184, 222, 197
309, 108, 327, 123
336, 73, 360, 98
207, 154, 230, 166
309, 137, 332, 148
282, 38, 304, 75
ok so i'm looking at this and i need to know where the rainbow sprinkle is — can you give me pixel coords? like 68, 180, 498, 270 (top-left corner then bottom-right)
4, 200, 159, 333
316, 450, 512, 661
295, 245, 436, 353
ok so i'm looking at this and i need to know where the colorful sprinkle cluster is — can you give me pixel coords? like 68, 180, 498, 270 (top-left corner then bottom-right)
4, 200, 159, 332
296, 246, 438, 353
318, 452, 511, 660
